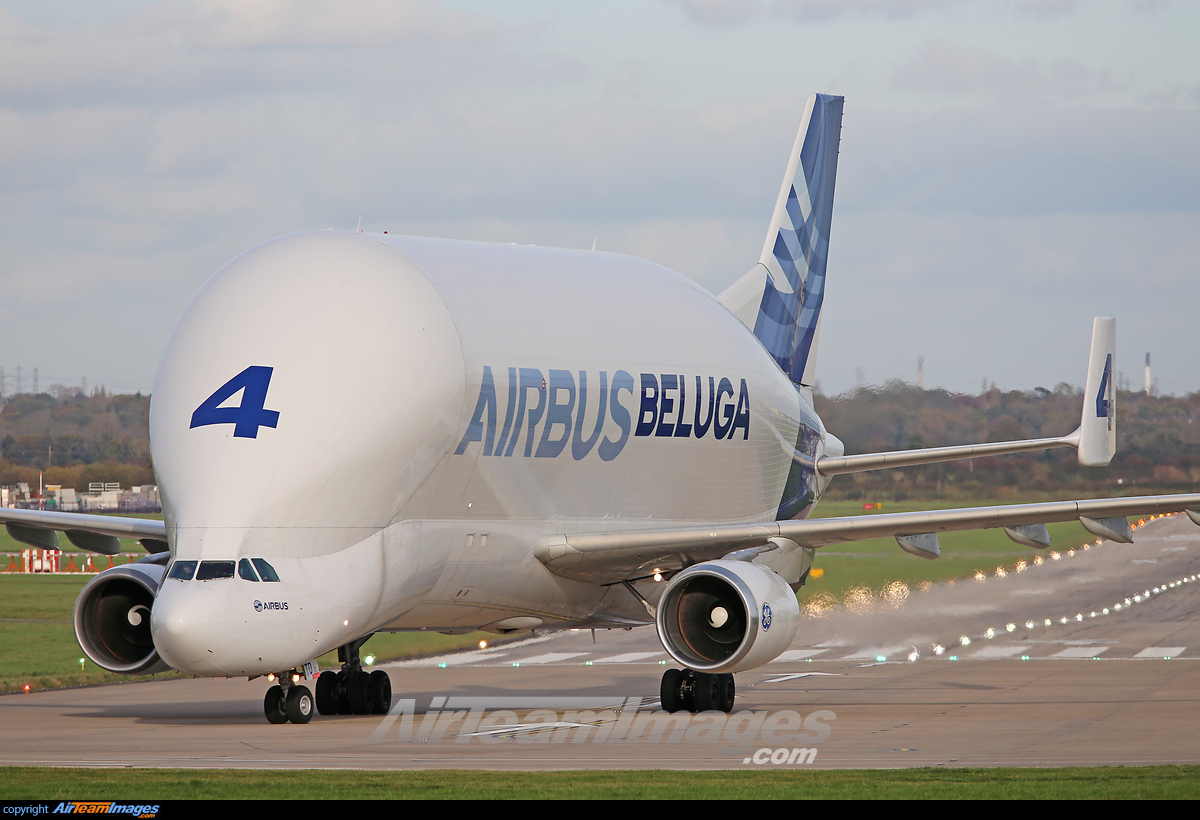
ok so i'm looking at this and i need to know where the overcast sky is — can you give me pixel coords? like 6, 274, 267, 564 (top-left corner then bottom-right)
1, 0, 1197, 399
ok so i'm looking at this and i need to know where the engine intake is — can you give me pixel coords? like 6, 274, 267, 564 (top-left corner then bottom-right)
74, 558, 172, 675
656, 559, 800, 674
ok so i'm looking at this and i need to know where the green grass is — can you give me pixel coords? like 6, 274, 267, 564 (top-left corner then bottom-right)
0, 574, 181, 692
0, 766, 1197, 799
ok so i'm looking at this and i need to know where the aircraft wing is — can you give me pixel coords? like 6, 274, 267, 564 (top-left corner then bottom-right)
534, 493, 1200, 584
0, 507, 168, 555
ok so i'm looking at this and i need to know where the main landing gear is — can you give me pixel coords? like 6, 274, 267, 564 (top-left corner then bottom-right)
660, 668, 735, 713
314, 634, 392, 717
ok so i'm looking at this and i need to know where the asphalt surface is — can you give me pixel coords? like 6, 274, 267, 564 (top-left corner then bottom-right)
2, 513, 1198, 770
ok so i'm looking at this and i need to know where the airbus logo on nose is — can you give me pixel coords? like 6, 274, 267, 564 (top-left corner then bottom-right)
253, 600, 288, 612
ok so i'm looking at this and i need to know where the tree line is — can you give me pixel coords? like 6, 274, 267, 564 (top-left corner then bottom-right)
0, 390, 152, 492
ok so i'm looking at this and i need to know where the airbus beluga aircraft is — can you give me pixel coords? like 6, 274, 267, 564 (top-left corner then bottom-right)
5, 93, 1200, 724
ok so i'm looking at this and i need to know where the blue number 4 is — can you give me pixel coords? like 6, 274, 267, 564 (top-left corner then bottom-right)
190, 366, 280, 439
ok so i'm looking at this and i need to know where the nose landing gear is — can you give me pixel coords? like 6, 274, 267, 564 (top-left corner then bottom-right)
660, 668, 735, 713
263, 678, 314, 725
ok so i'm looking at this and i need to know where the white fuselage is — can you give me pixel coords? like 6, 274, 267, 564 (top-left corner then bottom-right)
149, 230, 830, 676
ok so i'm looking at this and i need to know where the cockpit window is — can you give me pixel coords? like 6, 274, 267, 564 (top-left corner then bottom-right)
195, 560, 235, 581
251, 558, 281, 582
238, 558, 260, 581
168, 560, 197, 581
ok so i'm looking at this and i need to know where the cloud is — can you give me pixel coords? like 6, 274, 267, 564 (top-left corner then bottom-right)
1012, 0, 1079, 19
182, 0, 496, 49
0, 1, 519, 106
837, 104, 1200, 216
892, 39, 1115, 101
666, 0, 767, 25
669, 0, 971, 25
668, 0, 1091, 24
1, 1, 1195, 395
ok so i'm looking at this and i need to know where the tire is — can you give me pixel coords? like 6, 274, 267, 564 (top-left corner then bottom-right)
315, 671, 338, 716
347, 671, 374, 715
286, 685, 314, 724
370, 670, 392, 715
692, 672, 721, 712
264, 685, 287, 724
718, 673, 736, 713
660, 668, 685, 713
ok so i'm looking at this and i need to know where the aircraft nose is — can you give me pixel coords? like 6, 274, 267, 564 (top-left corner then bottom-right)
151, 582, 228, 675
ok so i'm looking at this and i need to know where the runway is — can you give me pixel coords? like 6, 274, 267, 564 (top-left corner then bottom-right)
2, 514, 1199, 770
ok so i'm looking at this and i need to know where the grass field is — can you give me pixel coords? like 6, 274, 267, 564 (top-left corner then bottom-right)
1, 766, 1197, 799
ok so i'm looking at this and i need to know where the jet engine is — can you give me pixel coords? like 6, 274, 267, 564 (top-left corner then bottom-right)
655, 559, 800, 674
74, 555, 172, 675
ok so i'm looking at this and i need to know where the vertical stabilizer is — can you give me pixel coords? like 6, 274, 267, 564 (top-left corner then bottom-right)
718, 93, 844, 386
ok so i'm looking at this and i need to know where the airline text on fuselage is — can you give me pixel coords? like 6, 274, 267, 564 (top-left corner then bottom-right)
455, 367, 751, 460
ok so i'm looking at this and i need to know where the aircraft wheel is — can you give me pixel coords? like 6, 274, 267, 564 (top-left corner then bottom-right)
718, 673, 736, 713
370, 670, 392, 715
315, 671, 338, 716
660, 668, 686, 713
692, 672, 721, 712
347, 670, 374, 715
264, 684, 287, 724
286, 685, 314, 724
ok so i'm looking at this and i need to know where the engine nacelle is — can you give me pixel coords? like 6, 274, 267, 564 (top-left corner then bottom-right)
74, 556, 172, 675
655, 559, 800, 674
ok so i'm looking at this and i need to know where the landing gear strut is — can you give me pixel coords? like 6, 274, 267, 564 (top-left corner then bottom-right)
660, 668, 735, 713
314, 634, 392, 716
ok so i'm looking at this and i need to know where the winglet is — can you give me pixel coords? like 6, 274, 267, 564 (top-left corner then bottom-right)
1073, 316, 1117, 466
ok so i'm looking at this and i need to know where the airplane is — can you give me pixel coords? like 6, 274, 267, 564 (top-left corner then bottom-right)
4, 93, 1200, 724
